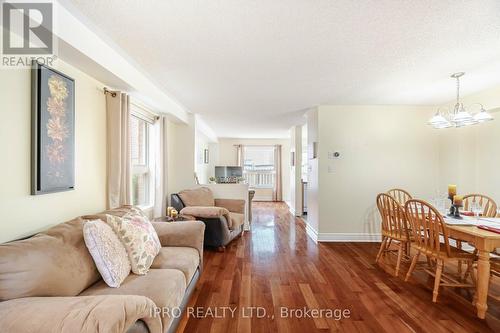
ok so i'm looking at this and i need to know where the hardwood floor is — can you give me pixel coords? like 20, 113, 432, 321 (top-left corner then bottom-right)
178, 202, 500, 332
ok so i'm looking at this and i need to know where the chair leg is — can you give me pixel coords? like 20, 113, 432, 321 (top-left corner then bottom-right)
395, 242, 404, 277
376, 237, 387, 263
405, 251, 420, 282
404, 242, 411, 257
456, 240, 463, 276
432, 260, 444, 303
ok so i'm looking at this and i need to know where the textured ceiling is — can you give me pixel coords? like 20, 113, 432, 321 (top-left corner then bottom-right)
64, 0, 500, 138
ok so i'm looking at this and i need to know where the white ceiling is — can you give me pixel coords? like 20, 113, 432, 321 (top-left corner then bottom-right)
64, 0, 500, 138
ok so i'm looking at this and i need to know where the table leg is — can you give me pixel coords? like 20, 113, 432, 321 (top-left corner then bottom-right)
475, 250, 490, 319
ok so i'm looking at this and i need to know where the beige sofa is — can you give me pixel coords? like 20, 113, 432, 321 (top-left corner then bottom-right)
0, 206, 205, 333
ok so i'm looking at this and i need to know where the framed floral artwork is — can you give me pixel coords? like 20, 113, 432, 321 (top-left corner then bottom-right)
31, 62, 75, 194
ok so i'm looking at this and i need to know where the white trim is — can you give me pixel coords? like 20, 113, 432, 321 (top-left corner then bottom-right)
305, 223, 318, 243
317, 233, 381, 242
195, 115, 218, 143
56, 2, 189, 122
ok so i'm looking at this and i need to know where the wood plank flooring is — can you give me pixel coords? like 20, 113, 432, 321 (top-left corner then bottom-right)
178, 202, 500, 332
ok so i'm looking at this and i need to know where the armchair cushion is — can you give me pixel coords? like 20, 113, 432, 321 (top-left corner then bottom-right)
214, 199, 245, 214
180, 206, 230, 219
229, 212, 245, 230
180, 206, 242, 230
178, 187, 215, 207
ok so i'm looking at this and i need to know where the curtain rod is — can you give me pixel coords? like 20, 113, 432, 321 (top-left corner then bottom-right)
103, 87, 117, 97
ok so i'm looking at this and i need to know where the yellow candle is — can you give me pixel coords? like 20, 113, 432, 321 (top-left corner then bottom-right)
448, 184, 457, 198
167, 207, 173, 217
171, 209, 178, 219
453, 195, 463, 207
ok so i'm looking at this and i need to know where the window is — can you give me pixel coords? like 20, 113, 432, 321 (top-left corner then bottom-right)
243, 146, 276, 189
130, 110, 155, 207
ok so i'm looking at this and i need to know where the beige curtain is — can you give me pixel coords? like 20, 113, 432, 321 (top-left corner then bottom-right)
153, 115, 168, 217
273, 144, 282, 201
236, 144, 244, 167
106, 92, 132, 209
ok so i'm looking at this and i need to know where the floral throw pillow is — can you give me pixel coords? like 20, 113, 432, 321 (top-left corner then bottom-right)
106, 212, 161, 275
83, 220, 131, 287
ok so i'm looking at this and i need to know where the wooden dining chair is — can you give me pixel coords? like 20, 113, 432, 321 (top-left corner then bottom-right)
375, 193, 411, 277
458, 194, 497, 272
387, 188, 412, 206
463, 194, 497, 217
404, 199, 476, 302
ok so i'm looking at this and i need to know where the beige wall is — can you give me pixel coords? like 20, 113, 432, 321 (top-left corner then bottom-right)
438, 85, 500, 202
166, 115, 196, 197
218, 138, 291, 202
0, 60, 107, 243
310, 105, 439, 240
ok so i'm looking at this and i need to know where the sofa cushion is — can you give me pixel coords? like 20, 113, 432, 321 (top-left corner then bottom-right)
151, 247, 199, 283
83, 220, 131, 288
229, 212, 245, 230
0, 217, 101, 301
106, 213, 161, 275
80, 269, 186, 329
178, 187, 215, 207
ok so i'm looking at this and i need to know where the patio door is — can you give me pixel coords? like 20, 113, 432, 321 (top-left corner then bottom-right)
242, 145, 281, 201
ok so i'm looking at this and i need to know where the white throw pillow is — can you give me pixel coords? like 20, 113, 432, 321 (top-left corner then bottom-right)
106, 211, 161, 275
83, 219, 131, 287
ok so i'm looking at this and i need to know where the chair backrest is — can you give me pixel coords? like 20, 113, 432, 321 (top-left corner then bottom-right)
463, 194, 497, 217
376, 193, 409, 240
405, 199, 451, 258
387, 188, 412, 206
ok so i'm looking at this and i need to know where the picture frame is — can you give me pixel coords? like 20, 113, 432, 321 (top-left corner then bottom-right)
31, 61, 75, 195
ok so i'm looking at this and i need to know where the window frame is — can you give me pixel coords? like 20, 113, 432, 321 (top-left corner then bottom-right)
130, 107, 156, 209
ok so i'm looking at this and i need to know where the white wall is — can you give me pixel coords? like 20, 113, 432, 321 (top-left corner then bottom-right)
218, 138, 291, 203
195, 129, 211, 184
0, 60, 107, 243
306, 109, 320, 234
289, 126, 303, 216
308, 105, 439, 241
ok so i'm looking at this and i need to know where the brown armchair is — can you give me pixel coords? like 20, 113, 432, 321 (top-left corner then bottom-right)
171, 187, 245, 250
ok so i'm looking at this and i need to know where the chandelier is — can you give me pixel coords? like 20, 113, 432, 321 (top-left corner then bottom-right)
428, 72, 494, 129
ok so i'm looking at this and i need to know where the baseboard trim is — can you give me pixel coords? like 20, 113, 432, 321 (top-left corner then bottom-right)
305, 222, 318, 243
317, 233, 381, 242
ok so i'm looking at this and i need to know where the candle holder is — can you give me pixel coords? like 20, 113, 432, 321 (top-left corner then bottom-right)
447, 196, 463, 219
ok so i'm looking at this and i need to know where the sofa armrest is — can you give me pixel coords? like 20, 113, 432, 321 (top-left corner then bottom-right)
0, 295, 162, 333
152, 221, 205, 270
214, 199, 245, 214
